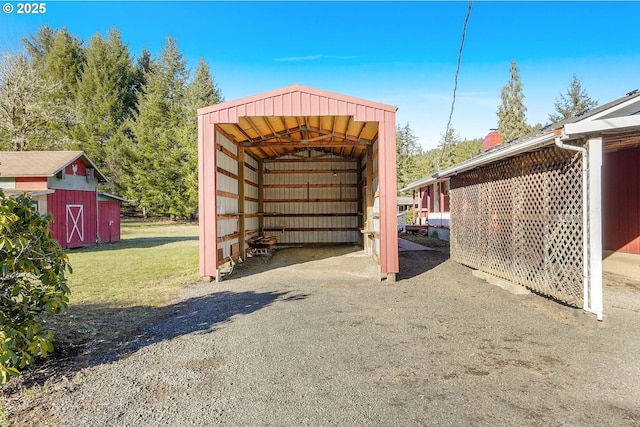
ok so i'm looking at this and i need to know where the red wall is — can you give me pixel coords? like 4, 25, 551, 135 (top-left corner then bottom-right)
47, 189, 98, 249
65, 159, 88, 178
603, 147, 640, 254
99, 201, 121, 243
15, 177, 47, 189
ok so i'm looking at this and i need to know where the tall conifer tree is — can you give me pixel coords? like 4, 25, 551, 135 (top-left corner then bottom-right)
183, 58, 223, 214
128, 36, 190, 217
73, 28, 137, 172
549, 75, 598, 122
497, 60, 530, 142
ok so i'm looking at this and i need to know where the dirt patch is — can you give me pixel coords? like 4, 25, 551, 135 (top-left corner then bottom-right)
4, 246, 640, 426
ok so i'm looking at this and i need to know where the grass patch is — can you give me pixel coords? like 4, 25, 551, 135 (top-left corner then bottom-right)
56, 220, 201, 356
399, 232, 450, 254
1, 221, 201, 424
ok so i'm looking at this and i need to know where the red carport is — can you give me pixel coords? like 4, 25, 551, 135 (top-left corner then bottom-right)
198, 84, 398, 281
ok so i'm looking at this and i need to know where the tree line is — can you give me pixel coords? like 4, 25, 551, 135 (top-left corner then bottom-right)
1, 28, 597, 208
0, 25, 222, 218
397, 60, 598, 193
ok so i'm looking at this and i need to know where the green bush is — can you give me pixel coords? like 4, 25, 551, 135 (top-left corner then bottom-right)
0, 191, 71, 384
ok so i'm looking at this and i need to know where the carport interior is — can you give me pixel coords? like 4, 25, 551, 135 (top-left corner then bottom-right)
215, 115, 378, 255
198, 85, 398, 281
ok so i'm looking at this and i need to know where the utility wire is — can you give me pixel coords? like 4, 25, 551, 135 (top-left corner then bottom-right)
438, 0, 473, 169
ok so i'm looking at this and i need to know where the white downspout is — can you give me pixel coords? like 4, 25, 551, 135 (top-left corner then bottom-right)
554, 132, 601, 319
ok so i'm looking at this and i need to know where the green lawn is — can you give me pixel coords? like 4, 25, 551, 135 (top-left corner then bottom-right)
0, 221, 202, 424
67, 220, 200, 307
49, 220, 201, 361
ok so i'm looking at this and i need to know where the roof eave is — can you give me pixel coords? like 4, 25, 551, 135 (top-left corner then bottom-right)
51, 152, 111, 183
436, 132, 558, 179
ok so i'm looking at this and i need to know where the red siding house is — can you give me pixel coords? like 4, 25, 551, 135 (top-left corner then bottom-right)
0, 151, 127, 248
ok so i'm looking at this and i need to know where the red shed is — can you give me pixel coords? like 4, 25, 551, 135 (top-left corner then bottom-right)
198, 84, 398, 281
0, 151, 126, 248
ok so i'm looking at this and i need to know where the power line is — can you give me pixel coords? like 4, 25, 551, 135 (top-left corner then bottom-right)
438, 0, 473, 169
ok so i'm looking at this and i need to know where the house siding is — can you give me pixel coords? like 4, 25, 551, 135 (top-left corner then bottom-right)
603, 146, 640, 255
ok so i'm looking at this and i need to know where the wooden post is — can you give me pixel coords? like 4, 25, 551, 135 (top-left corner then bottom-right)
238, 146, 246, 259
258, 159, 264, 234
365, 146, 374, 256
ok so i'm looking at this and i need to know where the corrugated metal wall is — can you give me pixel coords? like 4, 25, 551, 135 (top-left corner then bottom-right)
244, 154, 260, 243
262, 150, 359, 244
216, 132, 241, 261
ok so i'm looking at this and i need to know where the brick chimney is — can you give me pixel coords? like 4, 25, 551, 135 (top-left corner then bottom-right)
484, 129, 502, 151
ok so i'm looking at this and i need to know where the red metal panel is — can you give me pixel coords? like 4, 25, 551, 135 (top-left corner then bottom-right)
301, 92, 310, 114
603, 147, 640, 254
98, 201, 121, 243
379, 109, 399, 275
255, 98, 264, 116
274, 95, 282, 114
283, 93, 292, 115
15, 177, 47, 189
264, 97, 273, 116
319, 95, 329, 115
47, 189, 97, 249
199, 115, 218, 277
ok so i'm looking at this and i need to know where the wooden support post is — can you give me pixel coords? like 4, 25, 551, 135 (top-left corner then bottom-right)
238, 146, 246, 258
365, 146, 374, 256
357, 161, 364, 245
258, 159, 264, 233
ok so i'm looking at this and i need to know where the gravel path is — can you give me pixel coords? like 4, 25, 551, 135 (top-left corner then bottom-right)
45, 246, 640, 426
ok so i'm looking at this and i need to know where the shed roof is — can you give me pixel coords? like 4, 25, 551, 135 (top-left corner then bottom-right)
0, 151, 109, 182
198, 84, 398, 160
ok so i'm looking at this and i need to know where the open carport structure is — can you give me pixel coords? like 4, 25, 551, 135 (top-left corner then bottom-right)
198, 84, 398, 282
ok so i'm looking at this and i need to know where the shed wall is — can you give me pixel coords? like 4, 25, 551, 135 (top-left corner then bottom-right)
216, 132, 242, 262
48, 189, 98, 249
98, 200, 121, 243
450, 146, 584, 307
263, 151, 359, 244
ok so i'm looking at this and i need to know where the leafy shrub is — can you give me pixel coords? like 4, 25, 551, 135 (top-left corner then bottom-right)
0, 191, 71, 384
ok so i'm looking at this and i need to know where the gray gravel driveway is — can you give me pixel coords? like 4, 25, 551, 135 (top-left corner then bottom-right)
47, 246, 640, 426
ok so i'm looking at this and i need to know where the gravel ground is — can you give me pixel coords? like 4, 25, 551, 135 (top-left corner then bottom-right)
38, 246, 640, 426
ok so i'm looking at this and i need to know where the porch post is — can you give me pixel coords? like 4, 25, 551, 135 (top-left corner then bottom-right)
588, 137, 603, 320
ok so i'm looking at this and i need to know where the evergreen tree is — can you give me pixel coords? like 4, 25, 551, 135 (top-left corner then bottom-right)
497, 60, 530, 142
453, 137, 483, 163
436, 126, 461, 170
183, 58, 223, 214
549, 75, 598, 122
396, 123, 424, 193
73, 28, 137, 189
128, 36, 191, 217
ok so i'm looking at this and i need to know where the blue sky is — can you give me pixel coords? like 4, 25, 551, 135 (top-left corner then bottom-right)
2, 1, 639, 150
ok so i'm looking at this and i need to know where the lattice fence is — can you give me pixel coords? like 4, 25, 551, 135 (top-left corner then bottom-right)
450, 146, 584, 307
